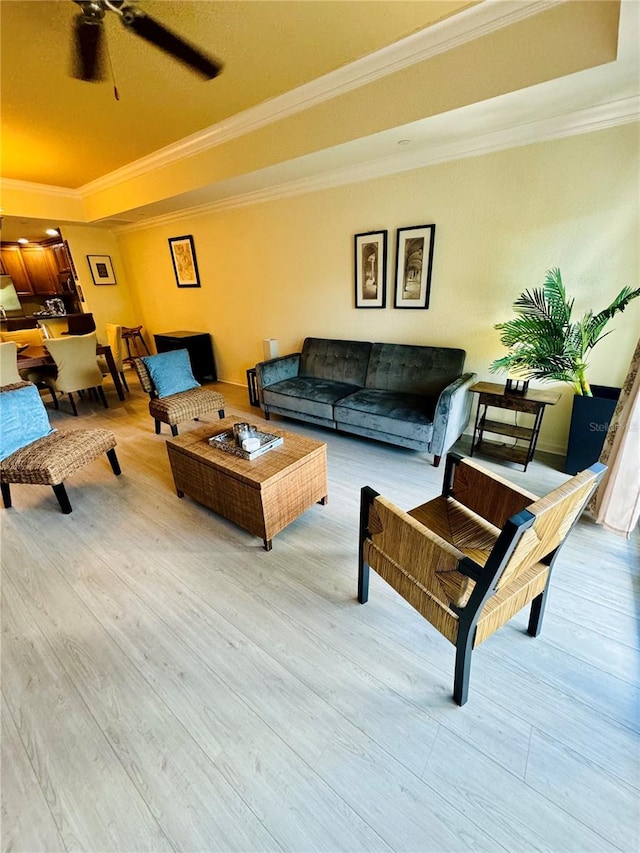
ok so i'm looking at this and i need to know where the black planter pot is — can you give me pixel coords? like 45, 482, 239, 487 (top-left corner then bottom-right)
564, 384, 620, 475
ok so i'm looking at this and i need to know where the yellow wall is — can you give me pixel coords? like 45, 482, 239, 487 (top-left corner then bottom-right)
113, 123, 639, 456
60, 225, 140, 344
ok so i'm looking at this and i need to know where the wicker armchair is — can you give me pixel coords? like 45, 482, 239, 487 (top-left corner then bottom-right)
0, 382, 121, 514
132, 355, 225, 436
358, 452, 606, 705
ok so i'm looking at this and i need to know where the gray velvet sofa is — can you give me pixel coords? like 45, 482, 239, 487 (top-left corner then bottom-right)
255, 337, 476, 465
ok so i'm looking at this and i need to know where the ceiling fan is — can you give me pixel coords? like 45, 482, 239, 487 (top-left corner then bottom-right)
72, 0, 223, 82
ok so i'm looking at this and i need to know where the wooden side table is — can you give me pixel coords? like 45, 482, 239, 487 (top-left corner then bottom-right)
154, 331, 216, 382
246, 367, 260, 407
469, 381, 561, 470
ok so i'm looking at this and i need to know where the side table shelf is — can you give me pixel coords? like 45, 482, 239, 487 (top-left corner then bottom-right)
469, 382, 561, 471
246, 367, 260, 407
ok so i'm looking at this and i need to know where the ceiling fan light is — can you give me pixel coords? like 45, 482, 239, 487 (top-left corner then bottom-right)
73, 14, 106, 81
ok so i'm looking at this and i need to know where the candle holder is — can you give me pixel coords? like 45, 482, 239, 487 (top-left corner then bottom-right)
505, 378, 529, 395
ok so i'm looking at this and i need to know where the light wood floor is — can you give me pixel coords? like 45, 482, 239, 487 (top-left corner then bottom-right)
2, 376, 639, 853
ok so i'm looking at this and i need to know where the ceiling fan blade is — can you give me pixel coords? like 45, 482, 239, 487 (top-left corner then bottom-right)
120, 8, 223, 79
72, 13, 106, 81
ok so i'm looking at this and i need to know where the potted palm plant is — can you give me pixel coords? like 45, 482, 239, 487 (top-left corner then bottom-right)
490, 268, 639, 473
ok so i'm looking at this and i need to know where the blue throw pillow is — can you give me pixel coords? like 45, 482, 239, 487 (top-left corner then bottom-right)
142, 349, 200, 398
0, 384, 56, 461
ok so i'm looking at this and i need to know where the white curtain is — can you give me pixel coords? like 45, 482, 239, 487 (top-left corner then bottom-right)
590, 338, 640, 538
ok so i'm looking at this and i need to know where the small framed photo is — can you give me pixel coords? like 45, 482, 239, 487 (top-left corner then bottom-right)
394, 224, 436, 309
168, 235, 201, 288
87, 254, 116, 285
354, 230, 387, 308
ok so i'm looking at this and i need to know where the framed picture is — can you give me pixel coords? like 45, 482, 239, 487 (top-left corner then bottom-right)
168, 234, 201, 288
394, 224, 436, 309
87, 254, 116, 285
354, 230, 387, 308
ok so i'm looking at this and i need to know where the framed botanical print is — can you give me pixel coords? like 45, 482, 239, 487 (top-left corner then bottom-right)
168, 235, 201, 288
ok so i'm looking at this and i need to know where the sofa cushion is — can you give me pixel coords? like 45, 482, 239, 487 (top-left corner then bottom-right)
334, 389, 435, 442
300, 338, 371, 387
365, 343, 465, 396
263, 377, 359, 421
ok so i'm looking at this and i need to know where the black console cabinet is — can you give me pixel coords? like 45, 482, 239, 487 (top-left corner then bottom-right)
154, 331, 217, 382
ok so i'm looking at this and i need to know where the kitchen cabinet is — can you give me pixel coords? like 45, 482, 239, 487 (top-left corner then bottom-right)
20, 245, 60, 294
49, 241, 71, 274
0, 245, 33, 294
0, 242, 63, 295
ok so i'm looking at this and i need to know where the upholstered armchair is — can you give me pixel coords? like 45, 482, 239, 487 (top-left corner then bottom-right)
0, 327, 46, 348
43, 332, 107, 415
358, 452, 606, 705
0, 331, 59, 406
132, 349, 225, 436
0, 342, 22, 386
98, 323, 129, 392
0, 382, 121, 513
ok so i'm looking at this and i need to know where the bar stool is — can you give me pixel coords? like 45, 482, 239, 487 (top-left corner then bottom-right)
121, 326, 151, 362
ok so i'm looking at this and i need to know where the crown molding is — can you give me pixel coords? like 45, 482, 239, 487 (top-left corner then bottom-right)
0, 178, 82, 201
81, 0, 562, 196
113, 97, 639, 236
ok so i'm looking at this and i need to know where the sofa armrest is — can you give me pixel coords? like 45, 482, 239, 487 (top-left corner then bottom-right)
363, 493, 471, 609
255, 353, 301, 405
429, 372, 477, 464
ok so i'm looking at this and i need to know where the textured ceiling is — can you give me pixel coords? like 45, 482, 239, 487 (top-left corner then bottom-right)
0, 0, 473, 187
1, 0, 637, 244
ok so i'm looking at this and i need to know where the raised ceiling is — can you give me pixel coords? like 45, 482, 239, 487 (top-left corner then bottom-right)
1, 0, 638, 242
0, 0, 473, 187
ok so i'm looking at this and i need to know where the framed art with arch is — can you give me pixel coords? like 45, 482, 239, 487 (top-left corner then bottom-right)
354, 230, 387, 308
394, 224, 435, 309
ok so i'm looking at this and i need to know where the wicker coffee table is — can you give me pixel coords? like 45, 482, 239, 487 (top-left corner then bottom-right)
165, 419, 328, 550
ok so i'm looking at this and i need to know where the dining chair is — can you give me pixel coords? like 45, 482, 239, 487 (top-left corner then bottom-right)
0, 329, 58, 406
43, 332, 108, 415
0, 342, 22, 385
98, 323, 129, 392
0, 327, 46, 348
358, 452, 606, 705
37, 320, 54, 339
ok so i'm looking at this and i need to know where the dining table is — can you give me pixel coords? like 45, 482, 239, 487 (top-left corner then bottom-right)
17, 343, 126, 401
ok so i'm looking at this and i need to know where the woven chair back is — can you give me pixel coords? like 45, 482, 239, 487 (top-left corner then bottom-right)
132, 357, 154, 394
45, 332, 103, 394
451, 457, 537, 529
494, 467, 601, 591
0, 342, 22, 386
